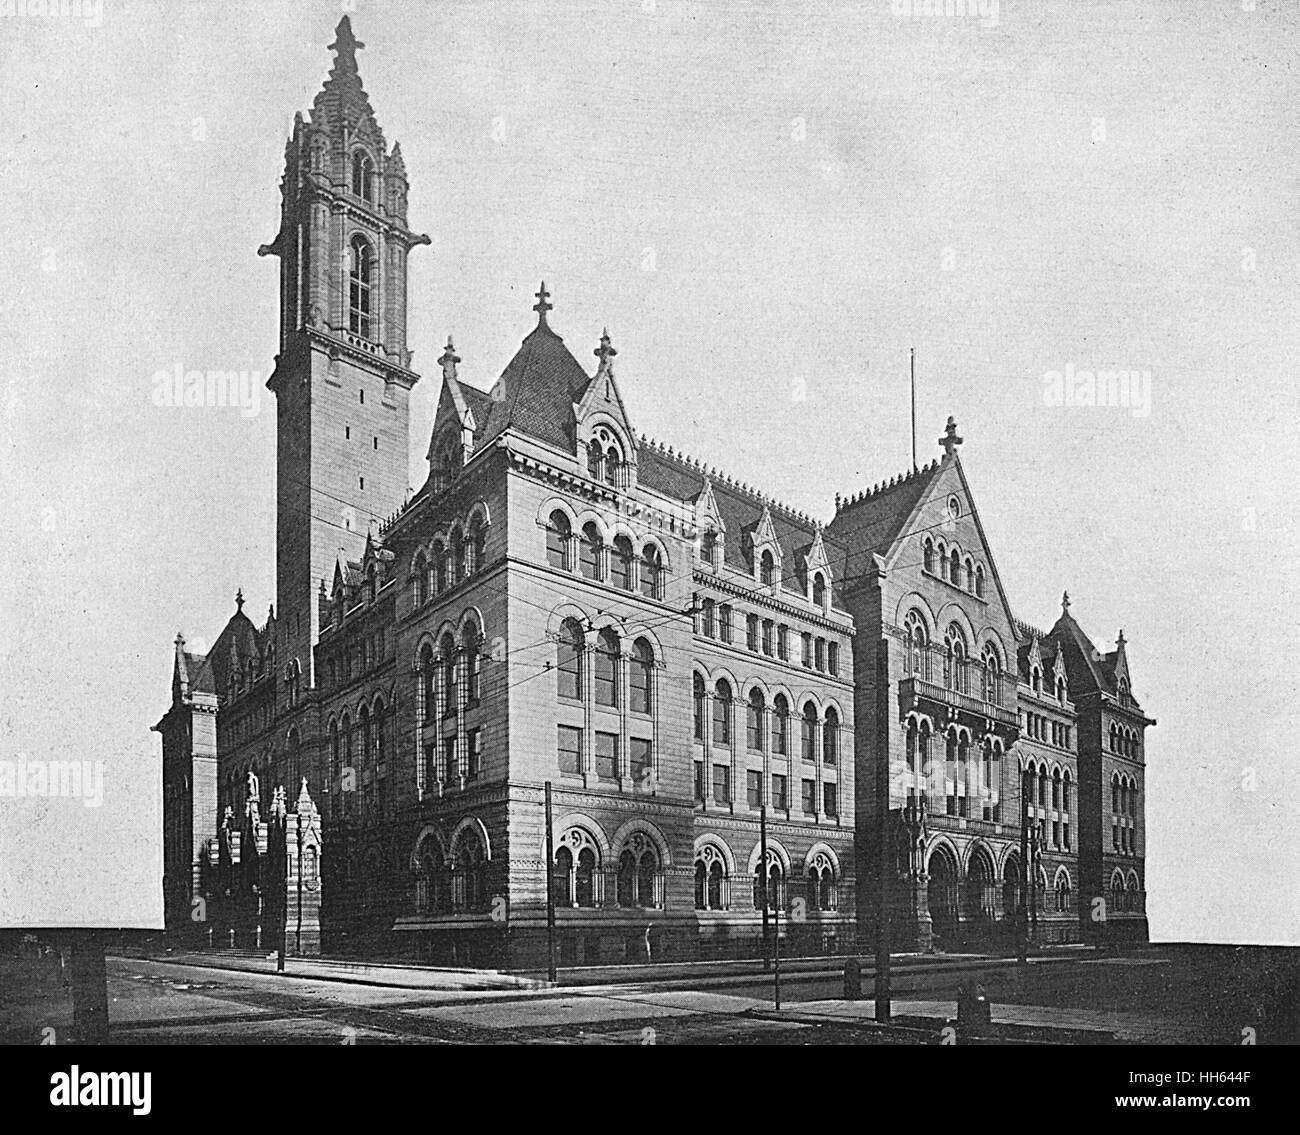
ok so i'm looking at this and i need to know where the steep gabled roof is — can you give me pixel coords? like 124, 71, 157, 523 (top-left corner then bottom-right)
308, 16, 386, 149
474, 320, 593, 454
825, 460, 944, 584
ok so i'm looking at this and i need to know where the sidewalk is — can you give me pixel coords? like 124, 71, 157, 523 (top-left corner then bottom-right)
752, 997, 1205, 1044
137, 950, 550, 992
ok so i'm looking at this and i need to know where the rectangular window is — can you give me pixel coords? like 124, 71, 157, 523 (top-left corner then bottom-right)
720, 606, 733, 644
823, 783, 838, 817
712, 764, 731, 805
443, 736, 458, 782
747, 771, 763, 809
801, 632, 813, 667
467, 728, 482, 780
702, 602, 715, 638
423, 743, 436, 786
746, 702, 762, 751
595, 732, 618, 780
694, 761, 705, 802
772, 773, 788, 811
693, 689, 705, 741
828, 641, 839, 676
630, 738, 652, 782
1063, 822, 1070, 850
558, 725, 582, 775
772, 709, 787, 755
777, 625, 789, 661
746, 614, 759, 651
714, 696, 731, 746
801, 779, 816, 815
762, 620, 773, 656
1052, 819, 1060, 848
815, 637, 826, 671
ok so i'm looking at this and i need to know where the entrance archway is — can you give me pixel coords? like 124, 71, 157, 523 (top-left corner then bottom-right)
927, 845, 959, 949
965, 846, 997, 932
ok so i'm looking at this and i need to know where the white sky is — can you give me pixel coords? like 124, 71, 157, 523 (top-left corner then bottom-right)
1, 0, 1297, 941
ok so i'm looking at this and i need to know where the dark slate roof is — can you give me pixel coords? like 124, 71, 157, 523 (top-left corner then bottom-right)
824, 459, 944, 582
1046, 610, 1141, 710
636, 439, 846, 610
187, 654, 216, 696
474, 321, 592, 453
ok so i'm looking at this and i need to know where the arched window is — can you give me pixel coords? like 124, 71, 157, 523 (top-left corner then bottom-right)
980, 644, 1000, 703
801, 701, 819, 762
611, 535, 634, 591
630, 638, 653, 715
348, 235, 373, 338
439, 632, 457, 713
964, 558, 974, 591
358, 705, 371, 773
812, 572, 826, 609
419, 643, 435, 724
904, 610, 928, 678
594, 629, 619, 708
616, 836, 659, 908
807, 851, 838, 911
771, 693, 789, 755
468, 515, 486, 575
546, 511, 572, 571
556, 619, 583, 702
1055, 870, 1072, 913
713, 680, 732, 745
695, 844, 729, 911
701, 529, 718, 568
587, 439, 604, 481
372, 698, 387, 771
462, 619, 482, 704
580, 522, 603, 581
639, 544, 662, 599
351, 149, 374, 201
701, 598, 715, 638
923, 538, 935, 574
449, 527, 465, 586
746, 688, 765, 751
431, 540, 447, 594
822, 707, 839, 766
329, 718, 340, 782
949, 548, 960, 585
553, 845, 574, 907
693, 673, 706, 741
944, 626, 966, 693
753, 858, 785, 912
760, 549, 775, 587
974, 565, 985, 598
554, 829, 602, 909
412, 553, 427, 607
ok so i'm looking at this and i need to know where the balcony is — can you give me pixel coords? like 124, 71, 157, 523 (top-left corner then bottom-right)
899, 674, 1018, 732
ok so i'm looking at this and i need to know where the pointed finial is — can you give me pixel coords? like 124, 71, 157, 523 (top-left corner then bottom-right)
438, 337, 461, 381
235, 589, 244, 612
595, 327, 617, 367
1117, 628, 1126, 646
533, 281, 553, 325
329, 15, 364, 61
1061, 590, 1071, 614
940, 416, 963, 459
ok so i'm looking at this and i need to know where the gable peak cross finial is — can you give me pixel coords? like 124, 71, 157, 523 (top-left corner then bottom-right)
329, 15, 364, 63
533, 281, 552, 325
1062, 590, 1071, 614
939, 416, 963, 459
595, 327, 617, 365
235, 588, 244, 613
438, 337, 460, 381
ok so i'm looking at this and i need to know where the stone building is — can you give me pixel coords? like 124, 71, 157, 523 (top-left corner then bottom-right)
155, 17, 1151, 965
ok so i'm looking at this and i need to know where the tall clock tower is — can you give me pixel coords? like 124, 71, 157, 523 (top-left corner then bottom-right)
259, 16, 429, 685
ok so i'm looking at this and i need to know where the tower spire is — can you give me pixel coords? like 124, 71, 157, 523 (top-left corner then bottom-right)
328, 15, 364, 70
438, 337, 461, 382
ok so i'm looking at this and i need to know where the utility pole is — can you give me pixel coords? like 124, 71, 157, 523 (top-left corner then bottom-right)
1018, 770, 1030, 964
544, 781, 557, 984
874, 648, 892, 1022
910, 346, 918, 473
759, 803, 770, 972
773, 894, 781, 1011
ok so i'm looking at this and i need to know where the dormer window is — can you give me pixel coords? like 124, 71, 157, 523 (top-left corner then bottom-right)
586, 426, 624, 487
433, 432, 461, 492
351, 150, 375, 202
348, 235, 373, 338
701, 529, 718, 569
760, 549, 775, 587
812, 572, 826, 610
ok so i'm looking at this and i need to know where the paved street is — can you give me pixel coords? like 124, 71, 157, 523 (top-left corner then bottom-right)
2, 945, 1295, 1045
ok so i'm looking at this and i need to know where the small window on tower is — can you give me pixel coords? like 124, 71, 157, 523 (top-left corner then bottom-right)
359, 389, 365, 404
345, 426, 350, 439
359, 477, 365, 490
373, 437, 378, 450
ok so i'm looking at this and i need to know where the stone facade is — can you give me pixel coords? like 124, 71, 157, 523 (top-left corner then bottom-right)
155, 18, 1152, 965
